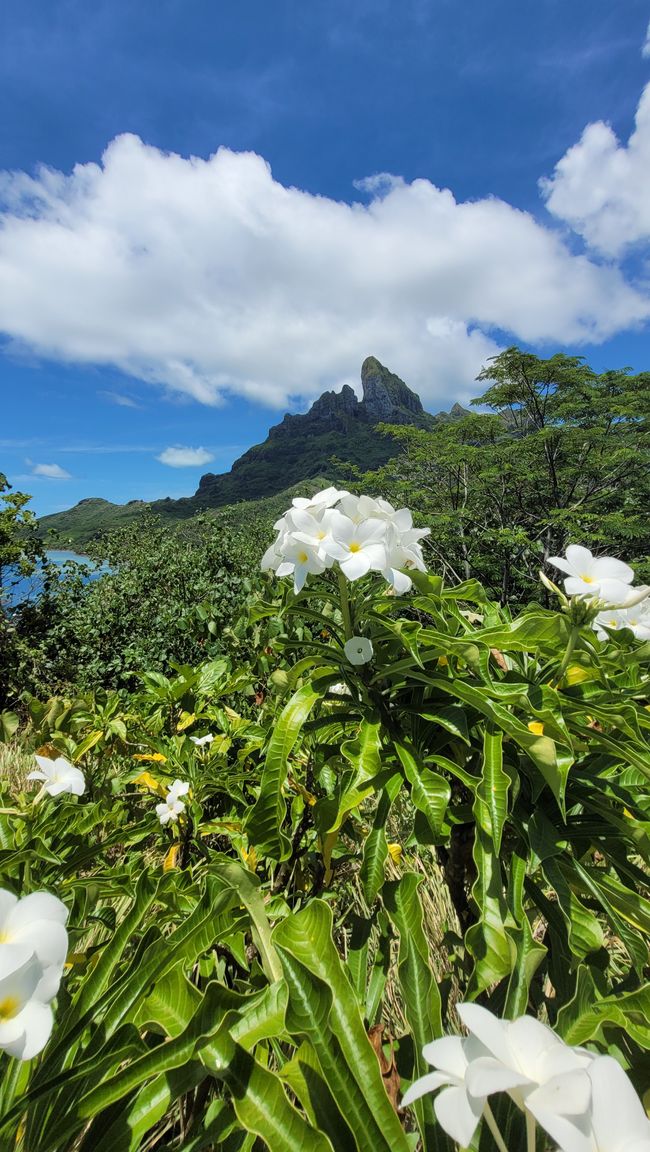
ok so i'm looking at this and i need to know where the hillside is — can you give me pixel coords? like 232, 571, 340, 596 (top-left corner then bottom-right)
39, 357, 467, 547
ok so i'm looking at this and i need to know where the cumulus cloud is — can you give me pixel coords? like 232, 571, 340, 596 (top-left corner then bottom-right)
643, 19, 650, 58
31, 462, 72, 479
0, 133, 648, 411
541, 83, 650, 257
156, 446, 214, 468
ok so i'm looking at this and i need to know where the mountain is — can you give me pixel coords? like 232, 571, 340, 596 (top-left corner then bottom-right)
193, 356, 437, 506
39, 357, 468, 547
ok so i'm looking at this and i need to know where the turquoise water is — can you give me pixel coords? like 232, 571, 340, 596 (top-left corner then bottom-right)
2, 550, 108, 609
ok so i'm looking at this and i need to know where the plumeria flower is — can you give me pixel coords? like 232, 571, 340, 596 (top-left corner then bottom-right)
276, 536, 327, 593
344, 636, 374, 665
548, 546, 636, 606
593, 603, 650, 642
27, 754, 86, 798
291, 486, 348, 512
0, 891, 69, 1003
537, 1055, 650, 1152
189, 733, 214, 747
0, 947, 55, 1060
401, 1035, 488, 1148
325, 512, 388, 581
459, 1004, 593, 1133
155, 779, 190, 826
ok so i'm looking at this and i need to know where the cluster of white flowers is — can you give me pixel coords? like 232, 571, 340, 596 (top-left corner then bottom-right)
0, 890, 69, 1060
155, 779, 189, 826
403, 1003, 650, 1152
27, 754, 86, 798
261, 487, 430, 594
548, 546, 650, 642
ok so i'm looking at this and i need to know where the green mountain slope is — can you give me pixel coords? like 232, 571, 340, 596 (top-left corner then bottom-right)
39, 357, 467, 547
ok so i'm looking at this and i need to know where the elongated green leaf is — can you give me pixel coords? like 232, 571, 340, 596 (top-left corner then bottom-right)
542, 859, 605, 961
245, 680, 324, 860
466, 794, 513, 995
360, 775, 401, 904
201, 1017, 333, 1152
273, 902, 411, 1152
384, 874, 446, 1150
503, 854, 546, 1018
394, 739, 450, 839
477, 727, 509, 855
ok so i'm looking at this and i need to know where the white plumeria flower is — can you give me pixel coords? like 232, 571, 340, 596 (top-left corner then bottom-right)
0, 947, 55, 1060
0, 891, 69, 1003
329, 682, 351, 696
548, 546, 635, 605
155, 779, 189, 825
459, 1004, 593, 1132
344, 636, 374, 665
27, 755, 86, 797
189, 733, 214, 747
401, 1034, 487, 1148
593, 604, 650, 642
276, 536, 327, 593
325, 512, 388, 581
291, 486, 349, 512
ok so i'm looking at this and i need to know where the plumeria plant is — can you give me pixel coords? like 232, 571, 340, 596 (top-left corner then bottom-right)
1, 489, 650, 1151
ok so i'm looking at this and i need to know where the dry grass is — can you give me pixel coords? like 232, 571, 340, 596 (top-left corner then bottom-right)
0, 741, 33, 796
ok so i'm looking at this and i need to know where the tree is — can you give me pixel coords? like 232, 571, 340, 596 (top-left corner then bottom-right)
363, 348, 650, 603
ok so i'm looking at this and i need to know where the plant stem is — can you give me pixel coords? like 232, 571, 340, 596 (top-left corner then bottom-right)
554, 626, 578, 686
483, 1103, 510, 1152
337, 570, 354, 641
526, 1111, 536, 1152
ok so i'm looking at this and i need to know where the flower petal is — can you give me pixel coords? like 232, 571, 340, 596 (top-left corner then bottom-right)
457, 1003, 513, 1066
401, 1070, 452, 1106
465, 1056, 532, 1098
435, 1084, 484, 1148
0, 999, 54, 1060
421, 1036, 468, 1080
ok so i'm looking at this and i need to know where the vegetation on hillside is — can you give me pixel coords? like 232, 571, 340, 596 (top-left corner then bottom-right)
1, 348, 650, 1151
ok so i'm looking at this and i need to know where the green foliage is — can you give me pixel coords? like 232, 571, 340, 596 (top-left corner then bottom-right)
364, 347, 650, 603
3, 540, 650, 1149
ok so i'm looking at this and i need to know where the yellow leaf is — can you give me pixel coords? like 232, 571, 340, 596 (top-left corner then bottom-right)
241, 845, 258, 871
163, 844, 180, 871
288, 777, 317, 806
224, 706, 241, 721
565, 665, 592, 686
176, 711, 197, 732
527, 721, 544, 736
133, 770, 166, 796
437, 656, 448, 667
387, 842, 403, 865
133, 752, 167, 763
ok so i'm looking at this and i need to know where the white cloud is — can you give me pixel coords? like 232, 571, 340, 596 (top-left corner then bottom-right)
98, 389, 141, 408
643, 19, 650, 58
156, 446, 215, 468
0, 133, 648, 412
541, 82, 650, 257
31, 462, 72, 479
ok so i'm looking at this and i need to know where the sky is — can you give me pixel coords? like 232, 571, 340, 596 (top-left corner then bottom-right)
1, 0, 650, 515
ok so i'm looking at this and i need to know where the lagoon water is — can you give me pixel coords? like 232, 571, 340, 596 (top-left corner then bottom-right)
2, 550, 107, 609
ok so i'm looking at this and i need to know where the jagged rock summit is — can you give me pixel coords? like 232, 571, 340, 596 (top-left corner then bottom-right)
39, 357, 469, 544
194, 357, 436, 506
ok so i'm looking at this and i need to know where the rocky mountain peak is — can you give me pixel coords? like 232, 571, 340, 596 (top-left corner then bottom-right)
361, 356, 426, 423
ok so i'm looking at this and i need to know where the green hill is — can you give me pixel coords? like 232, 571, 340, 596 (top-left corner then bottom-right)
39, 357, 467, 548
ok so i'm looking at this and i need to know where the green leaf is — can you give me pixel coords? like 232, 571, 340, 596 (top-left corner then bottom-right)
476, 727, 509, 855
394, 739, 450, 840
245, 679, 324, 860
273, 902, 411, 1152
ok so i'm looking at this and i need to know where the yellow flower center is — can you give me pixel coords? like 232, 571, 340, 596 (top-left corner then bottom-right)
581, 574, 594, 584
0, 996, 20, 1021
297, 551, 308, 564
349, 542, 361, 553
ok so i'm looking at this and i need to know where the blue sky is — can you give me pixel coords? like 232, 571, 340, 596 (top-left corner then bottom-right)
1, 0, 650, 515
